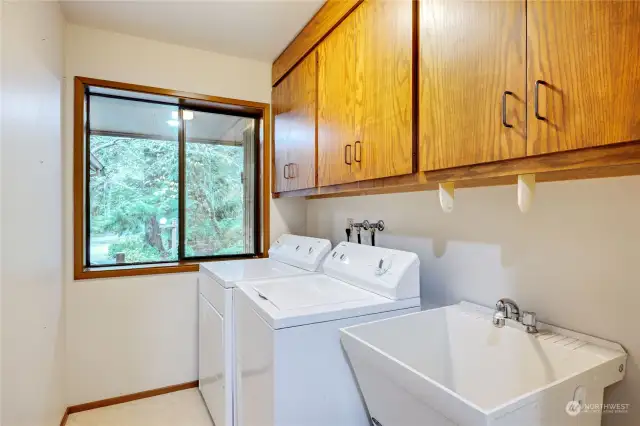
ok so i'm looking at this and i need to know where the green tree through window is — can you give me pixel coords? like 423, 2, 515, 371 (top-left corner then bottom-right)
89, 136, 180, 264
185, 142, 245, 257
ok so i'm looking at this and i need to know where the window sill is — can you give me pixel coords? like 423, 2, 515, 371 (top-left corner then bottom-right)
75, 256, 262, 280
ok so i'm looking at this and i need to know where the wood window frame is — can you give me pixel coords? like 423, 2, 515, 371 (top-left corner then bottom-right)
73, 76, 271, 280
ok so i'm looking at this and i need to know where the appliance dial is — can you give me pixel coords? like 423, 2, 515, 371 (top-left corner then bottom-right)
375, 256, 392, 276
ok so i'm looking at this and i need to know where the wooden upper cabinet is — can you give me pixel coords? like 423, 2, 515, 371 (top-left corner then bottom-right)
352, 0, 414, 181
318, 10, 358, 187
419, 0, 526, 171
272, 79, 289, 193
272, 52, 317, 192
527, 0, 640, 155
318, 0, 413, 186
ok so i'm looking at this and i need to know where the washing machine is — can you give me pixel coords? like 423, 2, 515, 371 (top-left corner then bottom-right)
235, 241, 421, 426
198, 234, 331, 426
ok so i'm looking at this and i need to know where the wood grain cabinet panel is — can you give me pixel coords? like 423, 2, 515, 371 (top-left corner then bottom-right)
318, 0, 413, 186
352, 0, 414, 181
272, 0, 363, 86
419, 0, 526, 171
272, 52, 317, 192
272, 80, 290, 193
527, 0, 640, 155
318, 12, 358, 186
271, 0, 640, 198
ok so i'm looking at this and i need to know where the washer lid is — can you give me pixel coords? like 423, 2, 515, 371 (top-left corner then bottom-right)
253, 275, 372, 310
237, 275, 420, 329
199, 258, 313, 288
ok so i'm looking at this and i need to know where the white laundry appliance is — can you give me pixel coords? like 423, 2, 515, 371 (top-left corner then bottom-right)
235, 241, 421, 426
198, 234, 332, 426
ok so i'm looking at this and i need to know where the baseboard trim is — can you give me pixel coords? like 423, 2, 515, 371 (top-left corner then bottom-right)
60, 408, 69, 426
64, 380, 199, 417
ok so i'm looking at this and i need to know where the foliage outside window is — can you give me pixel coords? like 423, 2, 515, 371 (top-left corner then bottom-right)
85, 87, 259, 268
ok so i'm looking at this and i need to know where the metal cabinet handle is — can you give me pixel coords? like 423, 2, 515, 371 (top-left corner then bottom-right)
344, 144, 352, 165
284, 164, 289, 179
354, 141, 362, 162
502, 91, 513, 128
534, 80, 548, 121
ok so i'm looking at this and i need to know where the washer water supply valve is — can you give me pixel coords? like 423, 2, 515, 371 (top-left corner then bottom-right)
347, 219, 385, 245
363, 220, 384, 246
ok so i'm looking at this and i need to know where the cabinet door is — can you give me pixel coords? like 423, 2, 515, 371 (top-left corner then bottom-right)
353, 0, 414, 181
419, 0, 526, 171
272, 53, 317, 192
318, 12, 358, 186
527, 1, 640, 155
272, 79, 290, 192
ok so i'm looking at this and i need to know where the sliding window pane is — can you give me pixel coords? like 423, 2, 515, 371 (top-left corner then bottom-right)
184, 110, 256, 257
88, 95, 179, 265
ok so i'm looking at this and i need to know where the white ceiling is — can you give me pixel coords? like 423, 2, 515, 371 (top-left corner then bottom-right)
61, 0, 325, 62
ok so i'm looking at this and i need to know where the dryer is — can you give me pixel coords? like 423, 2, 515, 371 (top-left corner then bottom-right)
235, 241, 421, 426
198, 234, 331, 426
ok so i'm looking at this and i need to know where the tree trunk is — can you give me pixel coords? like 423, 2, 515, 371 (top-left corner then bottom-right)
145, 216, 165, 253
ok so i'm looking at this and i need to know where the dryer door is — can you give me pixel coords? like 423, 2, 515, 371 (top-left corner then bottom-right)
199, 294, 226, 425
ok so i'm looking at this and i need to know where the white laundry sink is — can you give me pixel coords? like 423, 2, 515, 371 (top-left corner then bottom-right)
340, 302, 627, 426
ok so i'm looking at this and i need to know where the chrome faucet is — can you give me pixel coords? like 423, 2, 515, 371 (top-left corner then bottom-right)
492, 298, 538, 333
492, 298, 519, 327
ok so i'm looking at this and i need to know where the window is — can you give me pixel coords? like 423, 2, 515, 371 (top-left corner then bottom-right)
74, 77, 270, 279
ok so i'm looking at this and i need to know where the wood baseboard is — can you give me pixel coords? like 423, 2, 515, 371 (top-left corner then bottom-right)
60, 408, 69, 426
61, 380, 199, 423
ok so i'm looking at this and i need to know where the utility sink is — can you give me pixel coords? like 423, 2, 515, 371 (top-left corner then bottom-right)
340, 302, 627, 426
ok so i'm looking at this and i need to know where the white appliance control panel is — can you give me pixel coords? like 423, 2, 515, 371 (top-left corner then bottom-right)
268, 234, 332, 271
323, 242, 420, 300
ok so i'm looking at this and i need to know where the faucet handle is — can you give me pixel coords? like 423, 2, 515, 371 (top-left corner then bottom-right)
521, 311, 536, 326
492, 311, 506, 328
521, 311, 538, 333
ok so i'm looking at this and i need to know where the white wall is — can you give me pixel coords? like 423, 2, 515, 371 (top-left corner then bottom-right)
1, 2, 66, 425
65, 273, 201, 404
307, 176, 640, 426
63, 24, 305, 405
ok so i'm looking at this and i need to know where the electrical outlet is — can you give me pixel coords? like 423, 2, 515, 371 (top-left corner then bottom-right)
347, 218, 354, 228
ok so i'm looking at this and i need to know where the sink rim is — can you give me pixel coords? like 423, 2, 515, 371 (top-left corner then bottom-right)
341, 301, 627, 415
